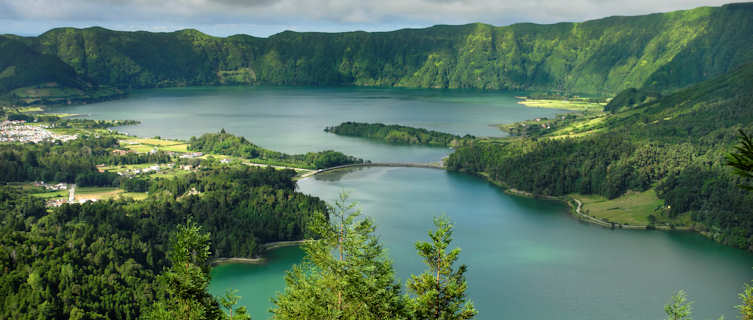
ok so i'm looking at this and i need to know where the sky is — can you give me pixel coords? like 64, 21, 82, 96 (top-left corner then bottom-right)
0, 0, 735, 37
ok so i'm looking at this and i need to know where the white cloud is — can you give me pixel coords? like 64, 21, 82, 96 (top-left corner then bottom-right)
0, 0, 733, 36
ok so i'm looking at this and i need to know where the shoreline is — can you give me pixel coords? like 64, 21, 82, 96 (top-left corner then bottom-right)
211, 257, 267, 266
261, 240, 311, 250
471, 171, 693, 232
211, 240, 312, 266
515, 97, 605, 112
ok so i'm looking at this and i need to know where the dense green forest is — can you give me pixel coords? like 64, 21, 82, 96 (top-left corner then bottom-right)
0, 138, 329, 318
188, 130, 364, 169
325, 122, 475, 147
0, 36, 123, 105
0, 136, 173, 186
448, 61, 753, 248
1, 2, 752, 103
0, 128, 482, 319
0, 37, 85, 93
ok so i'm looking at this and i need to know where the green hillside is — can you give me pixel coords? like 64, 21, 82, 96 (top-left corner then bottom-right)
448, 62, 753, 248
6, 3, 753, 96
0, 36, 124, 105
0, 37, 85, 93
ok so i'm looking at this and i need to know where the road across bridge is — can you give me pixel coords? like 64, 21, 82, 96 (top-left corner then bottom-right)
299, 162, 444, 178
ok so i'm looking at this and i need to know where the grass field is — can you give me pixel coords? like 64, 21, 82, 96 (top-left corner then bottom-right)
118, 192, 149, 200
548, 115, 608, 138
31, 186, 148, 202
517, 98, 605, 112
572, 189, 689, 226
30, 189, 68, 199
120, 138, 189, 154
76, 187, 148, 201
17, 106, 44, 112
74, 187, 121, 201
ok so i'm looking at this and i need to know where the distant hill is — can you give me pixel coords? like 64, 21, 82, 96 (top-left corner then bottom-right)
0, 37, 86, 93
3, 2, 752, 98
0, 36, 123, 105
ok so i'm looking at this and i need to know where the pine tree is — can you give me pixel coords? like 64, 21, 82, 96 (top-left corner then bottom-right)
220, 289, 251, 320
737, 284, 753, 320
727, 129, 753, 190
664, 290, 692, 320
271, 192, 408, 319
407, 216, 477, 320
147, 219, 222, 320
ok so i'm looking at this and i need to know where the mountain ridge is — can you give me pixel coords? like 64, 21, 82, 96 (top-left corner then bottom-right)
1, 2, 752, 102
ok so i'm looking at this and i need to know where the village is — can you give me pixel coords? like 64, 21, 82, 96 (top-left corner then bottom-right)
0, 120, 77, 143
1, 119, 310, 208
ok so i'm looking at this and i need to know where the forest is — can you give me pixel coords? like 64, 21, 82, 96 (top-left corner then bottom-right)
448, 62, 753, 248
0, 141, 330, 318
188, 130, 364, 169
2, 3, 753, 105
0, 125, 484, 319
325, 122, 475, 147
0, 136, 172, 187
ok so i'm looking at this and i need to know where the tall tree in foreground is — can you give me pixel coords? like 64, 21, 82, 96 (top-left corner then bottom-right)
219, 289, 252, 320
667, 132, 753, 320
737, 284, 753, 320
407, 216, 477, 320
727, 129, 753, 190
728, 130, 753, 319
271, 192, 408, 319
664, 290, 692, 320
147, 219, 223, 320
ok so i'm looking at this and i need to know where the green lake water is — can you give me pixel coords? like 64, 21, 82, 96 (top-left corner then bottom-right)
55, 87, 753, 319
53, 86, 563, 162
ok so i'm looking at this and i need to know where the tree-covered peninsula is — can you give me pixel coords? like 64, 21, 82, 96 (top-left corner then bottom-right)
188, 130, 364, 169
324, 122, 475, 147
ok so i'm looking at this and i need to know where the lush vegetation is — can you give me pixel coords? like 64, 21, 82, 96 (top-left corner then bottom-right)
188, 130, 365, 169
272, 193, 475, 319
1, 3, 752, 105
728, 130, 753, 190
0, 37, 86, 93
603, 88, 661, 113
0, 119, 478, 319
448, 62, 753, 247
325, 122, 474, 147
0, 131, 332, 318
0, 136, 175, 186
0, 36, 124, 106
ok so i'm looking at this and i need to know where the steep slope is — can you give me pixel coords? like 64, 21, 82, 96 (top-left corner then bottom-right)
14, 3, 753, 95
0, 37, 86, 93
0, 36, 124, 105
448, 62, 753, 248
